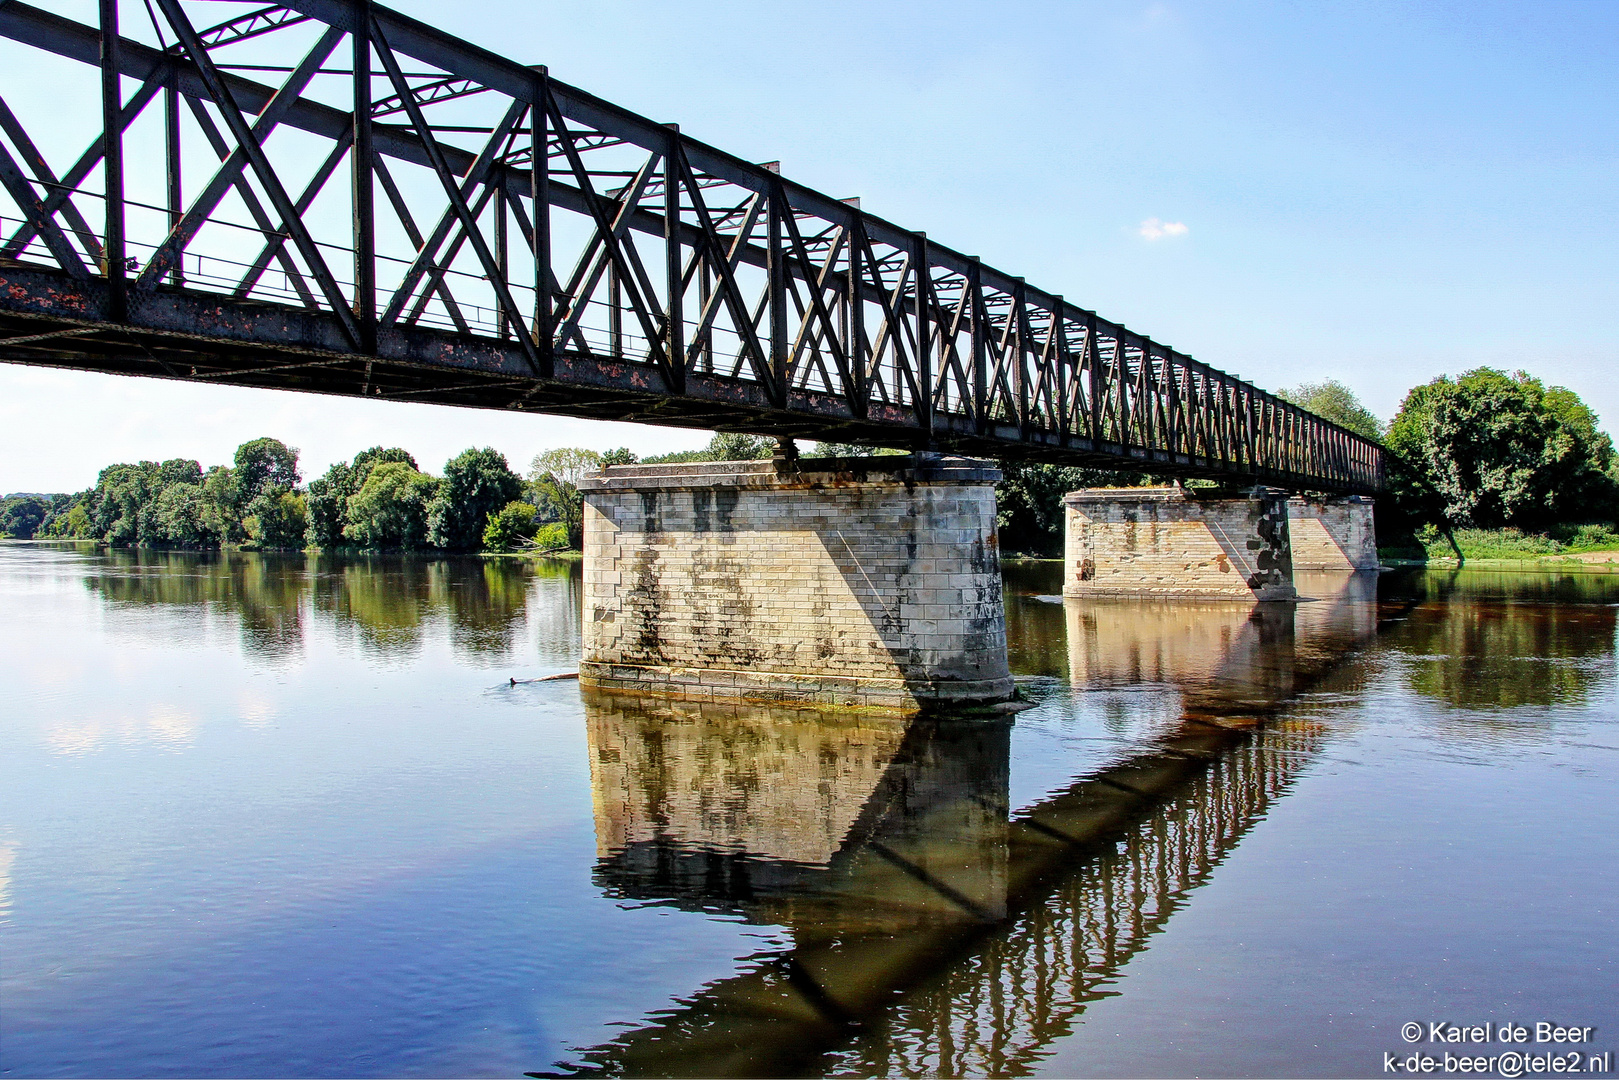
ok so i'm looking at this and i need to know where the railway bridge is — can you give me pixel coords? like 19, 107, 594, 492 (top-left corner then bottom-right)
0, 1, 1387, 709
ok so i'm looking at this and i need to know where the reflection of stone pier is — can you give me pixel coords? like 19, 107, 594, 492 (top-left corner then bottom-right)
559, 563, 1394, 1078
585, 691, 1011, 928
563, 701, 1328, 1078
578, 456, 1014, 713
1064, 571, 1382, 709
1063, 487, 1296, 601
1065, 598, 1299, 713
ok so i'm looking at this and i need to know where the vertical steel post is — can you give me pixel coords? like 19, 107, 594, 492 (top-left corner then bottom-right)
1012, 278, 1029, 433
99, 0, 126, 321
699, 261, 712, 374
494, 185, 508, 339
1087, 311, 1102, 443
848, 217, 865, 416
164, 84, 182, 285
664, 125, 683, 392
1053, 296, 1068, 444
609, 263, 621, 358
530, 73, 552, 377
1166, 351, 1181, 458
351, 0, 375, 353
913, 232, 932, 438
766, 181, 786, 405
968, 257, 985, 434
1116, 333, 1129, 447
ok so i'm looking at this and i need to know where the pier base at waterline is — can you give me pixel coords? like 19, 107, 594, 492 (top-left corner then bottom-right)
576, 455, 1015, 713
1063, 486, 1297, 601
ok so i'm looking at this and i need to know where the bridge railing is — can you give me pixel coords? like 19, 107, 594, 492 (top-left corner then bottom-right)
0, 0, 1382, 492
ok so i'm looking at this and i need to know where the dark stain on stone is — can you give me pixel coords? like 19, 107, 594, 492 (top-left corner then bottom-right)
714, 489, 738, 532
627, 544, 664, 663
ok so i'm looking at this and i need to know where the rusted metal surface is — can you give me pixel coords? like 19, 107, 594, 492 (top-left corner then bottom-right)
0, 1, 1382, 492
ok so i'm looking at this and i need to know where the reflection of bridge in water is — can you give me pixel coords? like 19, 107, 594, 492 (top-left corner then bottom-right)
550, 572, 1385, 1077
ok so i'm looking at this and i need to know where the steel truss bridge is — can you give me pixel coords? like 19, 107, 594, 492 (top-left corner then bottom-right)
0, 1, 1381, 493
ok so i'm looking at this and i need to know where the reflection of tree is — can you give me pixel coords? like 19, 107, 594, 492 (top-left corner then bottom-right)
312, 556, 430, 656
85, 549, 307, 660
1393, 598, 1615, 709
437, 559, 534, 658
1001, 561, 1067, 677
230, 553, 309, 658
1004, 596, 1067, 677
77, 549, 579, 664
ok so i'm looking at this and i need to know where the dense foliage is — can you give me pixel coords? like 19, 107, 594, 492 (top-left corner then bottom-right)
640, 432, 774, 465
12, 439, 530, 553
1278, 379, 1385, 441
1387, 368, 1618, 530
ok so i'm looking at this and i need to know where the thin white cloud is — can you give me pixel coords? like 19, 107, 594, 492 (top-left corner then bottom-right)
1139, 217, 1189, 240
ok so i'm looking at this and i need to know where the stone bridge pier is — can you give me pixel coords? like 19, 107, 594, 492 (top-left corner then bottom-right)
1062, 486, 1380, 600
1063, 486, 1298, 601
1288, 495, 1380, 570
578, 455, 1015, 713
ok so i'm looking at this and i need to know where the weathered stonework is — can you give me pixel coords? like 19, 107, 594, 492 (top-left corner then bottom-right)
1287, 495, 1379, 570
1063, 486, 1297, 600
578, 455, 1014, 712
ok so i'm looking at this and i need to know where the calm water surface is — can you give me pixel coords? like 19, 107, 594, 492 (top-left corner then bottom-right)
1, 545, 1615, 1078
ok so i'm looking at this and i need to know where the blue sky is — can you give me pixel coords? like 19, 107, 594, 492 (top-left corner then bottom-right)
2, 0, 1615, 492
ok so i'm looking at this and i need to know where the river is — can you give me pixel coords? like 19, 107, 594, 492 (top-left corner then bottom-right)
1, 544, 1615, 1078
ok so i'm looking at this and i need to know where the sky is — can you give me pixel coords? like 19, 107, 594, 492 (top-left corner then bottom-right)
2, 0, 1616, 493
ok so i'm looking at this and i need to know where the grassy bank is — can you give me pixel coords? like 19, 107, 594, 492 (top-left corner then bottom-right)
1420, 525, 1619, 568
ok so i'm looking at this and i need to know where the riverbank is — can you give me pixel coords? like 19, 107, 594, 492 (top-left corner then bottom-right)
1425, 552, 1619, 572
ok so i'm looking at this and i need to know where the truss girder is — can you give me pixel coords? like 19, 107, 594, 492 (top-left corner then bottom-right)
0, 0, 1382, 494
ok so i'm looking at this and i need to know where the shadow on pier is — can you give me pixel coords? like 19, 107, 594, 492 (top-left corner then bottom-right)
541, 571, 1390, 1077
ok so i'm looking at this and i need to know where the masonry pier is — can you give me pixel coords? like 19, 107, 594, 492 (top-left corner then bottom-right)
1287, 496, 1380, 570
578, 455, 1014, 713
1063, 487, 1297, 601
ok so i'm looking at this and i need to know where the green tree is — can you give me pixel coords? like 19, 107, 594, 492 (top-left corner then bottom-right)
808, 441, 908, 457
234, 437, 300, 502
352, 446, 418, 476
304, 464, 355, 549
43, 502, 92, 539
1386, 368, 1617, 529
426, 447, 524, 551
995, 461, 1148, 555
481, 500, 539, 551
641, 432, 775, 465
706, 432, 773, 460
0, 495, 51, 539
601, 447, 638, 467
200, 465, 243, 544
344, 461, 438, 549
85, 462, 156, 545
1278, 379, 1385, 441
306, 447, 418, 548
244, 489, 308, 549
528, 447, 602, 550
147, 483, 210, 548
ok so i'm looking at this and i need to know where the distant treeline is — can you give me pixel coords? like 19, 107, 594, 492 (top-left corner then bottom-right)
0, 432, 817, 553
2, 439, 560, 553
